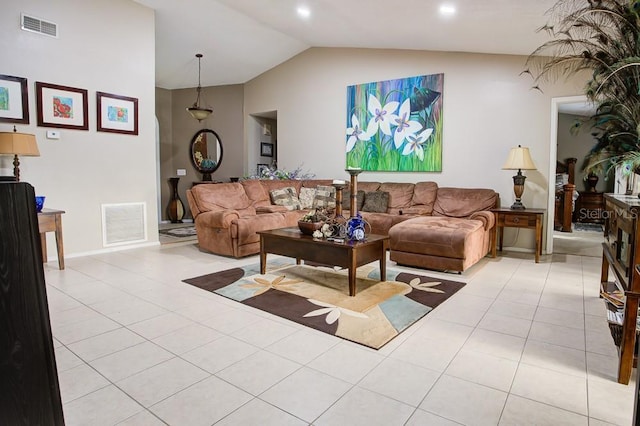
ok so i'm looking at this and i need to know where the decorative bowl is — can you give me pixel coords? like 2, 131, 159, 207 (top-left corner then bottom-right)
35, 196, 45, 212
298, 220, 323, 236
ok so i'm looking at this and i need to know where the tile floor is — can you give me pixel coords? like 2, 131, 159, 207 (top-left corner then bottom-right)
46, 237, 635, 425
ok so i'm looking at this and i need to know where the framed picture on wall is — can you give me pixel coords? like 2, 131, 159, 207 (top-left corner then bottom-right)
257, 163, 269, 176
36, 81, 89, 130
0, 74, 29, 124
260, 142, 273, 157
97, 91, 139, 135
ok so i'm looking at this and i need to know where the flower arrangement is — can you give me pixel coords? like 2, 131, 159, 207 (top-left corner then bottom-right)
246, 164, 315, 180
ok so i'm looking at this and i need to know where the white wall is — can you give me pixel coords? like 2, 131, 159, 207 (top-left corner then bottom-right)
244, 47, 587, 251
1, 0, 157, 257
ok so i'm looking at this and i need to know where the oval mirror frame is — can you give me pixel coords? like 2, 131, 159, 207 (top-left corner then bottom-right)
190, 129, 223, 181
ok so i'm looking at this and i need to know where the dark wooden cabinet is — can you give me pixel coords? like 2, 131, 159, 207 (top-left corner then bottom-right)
0, 182, 64, 425
575, 191, 605, 224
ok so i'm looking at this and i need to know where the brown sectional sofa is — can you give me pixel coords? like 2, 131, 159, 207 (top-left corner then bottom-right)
185, 179, 498, 272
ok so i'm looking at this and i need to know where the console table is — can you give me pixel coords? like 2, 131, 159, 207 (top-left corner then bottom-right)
491, 208, 545, 263
37, 208, 65, 270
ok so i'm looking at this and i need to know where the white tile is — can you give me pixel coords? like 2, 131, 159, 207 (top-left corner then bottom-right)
182, 336, 258, 373
389, 335, 463, 372
216, 350, 300, 395
127, 312, 195, 340
215, 398, 307, 426
151, 323, 222, 355
116, 410, 166, 425
445, 349, 518, 391
528, 321, 586, 351
50, 305, 102, 328
477, 312, 532, 338
150, 375, 252, 426
58, 363, 109, 403
405, 409, 461, 425
90, 341, 174, 382
510, 363, 588, 415
54, 345, 84, 372
315, 386, 415, 425
53, 316, 122, 345
266, 329, 339, 364
587, 375, 635, 425
500, 394, 588, 425
520, 339, 586, 378
358, 357, 440, 407
430, 301, 486, 326
233, 318, 299, 348
585, 329, 619, 357
67, 327, 145, 361
412, 318, 474, 346
420, 375, 507, 426
586, 351, 620, 382
260, 367, 351, 423
534, 306, 585, 329
116, 357, 209, 407
462, 328, 525, 361
63, 385, 143, 426
488, 300, 537, 320
201, 307, 264, 334
307, 342, 384, 384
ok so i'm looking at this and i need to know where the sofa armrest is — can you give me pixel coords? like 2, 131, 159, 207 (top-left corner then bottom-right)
256, 205, 290, 214
469, 211, 495, 230
197, 210, 240, 228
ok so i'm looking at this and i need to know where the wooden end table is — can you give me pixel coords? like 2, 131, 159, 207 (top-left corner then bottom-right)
37, 208, 65, 270
491, 208, 545, 263
257, 228, 389, 296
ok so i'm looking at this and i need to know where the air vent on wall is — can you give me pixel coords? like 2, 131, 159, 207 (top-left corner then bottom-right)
102, 203, 147, 247
21, 13, 58, 38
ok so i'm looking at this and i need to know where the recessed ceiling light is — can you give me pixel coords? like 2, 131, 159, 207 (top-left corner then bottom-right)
439, 4, 456, 17
297, 6, 311, 19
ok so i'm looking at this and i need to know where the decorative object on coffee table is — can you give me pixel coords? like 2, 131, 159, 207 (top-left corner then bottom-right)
167, 177, 184, 223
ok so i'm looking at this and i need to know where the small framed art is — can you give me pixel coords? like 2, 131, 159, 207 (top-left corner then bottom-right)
36, 81, 88, 130
0, 74, 29, 124
97, 91, 139, 135
260, 142, 273, 157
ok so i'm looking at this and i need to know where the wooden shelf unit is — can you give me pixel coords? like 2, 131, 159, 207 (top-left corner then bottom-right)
601, 193, 640, 384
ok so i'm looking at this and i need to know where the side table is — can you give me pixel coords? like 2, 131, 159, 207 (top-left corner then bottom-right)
491, 208, 545, 263
37, 208, 65, 270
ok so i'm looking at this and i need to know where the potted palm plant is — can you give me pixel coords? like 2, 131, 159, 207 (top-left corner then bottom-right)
524, 0, 640, 178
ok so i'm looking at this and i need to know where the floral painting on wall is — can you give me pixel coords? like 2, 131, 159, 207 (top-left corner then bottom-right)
346, 73, 443, 172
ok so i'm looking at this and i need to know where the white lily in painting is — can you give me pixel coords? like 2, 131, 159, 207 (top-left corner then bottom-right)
366, 94, 399, 137
346, 114, 369, 152
303, 299, 369, 324
408, 277, 444, 293
402, 128, 434, 161
392, 99, 422, 149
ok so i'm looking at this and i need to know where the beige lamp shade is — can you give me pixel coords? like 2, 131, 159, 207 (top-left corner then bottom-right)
502, 145, 536, 170
0, 132, 40, 156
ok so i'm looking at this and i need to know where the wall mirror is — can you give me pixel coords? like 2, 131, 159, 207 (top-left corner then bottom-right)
190, 129, 223, 181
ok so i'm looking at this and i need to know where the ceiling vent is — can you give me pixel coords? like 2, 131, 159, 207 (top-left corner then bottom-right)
21, 13, 58, 38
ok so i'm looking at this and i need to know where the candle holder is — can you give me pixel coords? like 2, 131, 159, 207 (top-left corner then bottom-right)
346, 168, 363, 215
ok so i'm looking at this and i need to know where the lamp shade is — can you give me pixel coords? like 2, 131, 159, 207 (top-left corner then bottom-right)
502, 145, 536, 170
0, 132, 40, 156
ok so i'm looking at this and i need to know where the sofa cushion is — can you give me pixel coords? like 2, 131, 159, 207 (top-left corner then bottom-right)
342, 189, 365, 211
313, 185, 336, 209
299, 187, 316, 209
433, 188, 497, 217
269, 187, 302, 210
362, 191, 389, 213
379, 183, 415, 210
411, 182, 438, 214
192, 183, 252, 212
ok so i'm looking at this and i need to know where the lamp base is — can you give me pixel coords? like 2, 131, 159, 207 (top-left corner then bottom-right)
510, 201, 526, 210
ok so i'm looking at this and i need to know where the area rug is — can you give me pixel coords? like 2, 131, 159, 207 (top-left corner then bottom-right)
159, 225, 197, 238
183, 261, 465, 349
574, 222, 603, 232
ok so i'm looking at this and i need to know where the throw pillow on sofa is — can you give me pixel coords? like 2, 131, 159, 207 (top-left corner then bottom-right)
312, 185, 336, 209
342, 190, 365, 211
269, 187, 302, 210
362, 191, 389, 213
299, 187, 316, 209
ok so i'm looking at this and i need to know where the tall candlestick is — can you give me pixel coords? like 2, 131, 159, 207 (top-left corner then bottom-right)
346, 168, 363, 215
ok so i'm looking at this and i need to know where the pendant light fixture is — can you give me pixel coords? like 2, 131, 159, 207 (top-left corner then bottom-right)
186, 53, 213, 121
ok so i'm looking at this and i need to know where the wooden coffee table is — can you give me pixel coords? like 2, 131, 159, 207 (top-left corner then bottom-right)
257, 227, 389, 296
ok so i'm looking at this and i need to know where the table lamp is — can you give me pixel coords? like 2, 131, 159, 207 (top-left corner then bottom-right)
502, 145, 536, 210
0, 127, 40, 182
